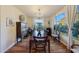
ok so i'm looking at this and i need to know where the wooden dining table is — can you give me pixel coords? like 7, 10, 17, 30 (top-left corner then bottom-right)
29, 36, 50, 53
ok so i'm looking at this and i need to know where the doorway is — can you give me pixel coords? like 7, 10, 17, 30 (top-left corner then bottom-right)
34, 18, 44, 30
33, 18, 44, 36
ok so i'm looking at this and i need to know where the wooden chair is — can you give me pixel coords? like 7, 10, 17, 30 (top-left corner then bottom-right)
33, 36, 47, 52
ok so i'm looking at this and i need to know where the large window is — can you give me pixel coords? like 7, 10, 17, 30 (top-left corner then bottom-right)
72, 6, 79, 38
71, 6, 79, 46
54, 12, 68, 34
55, 13, 65, 22
33, 19, 44, 30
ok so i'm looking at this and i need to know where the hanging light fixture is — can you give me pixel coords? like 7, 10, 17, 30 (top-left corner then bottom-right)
37, 8, 43, 19
33, 8, 43, 19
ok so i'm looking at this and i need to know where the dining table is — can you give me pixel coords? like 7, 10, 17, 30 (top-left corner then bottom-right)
29, 35, 50, 53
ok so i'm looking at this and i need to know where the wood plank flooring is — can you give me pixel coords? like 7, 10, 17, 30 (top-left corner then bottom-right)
6, 36, 71, 53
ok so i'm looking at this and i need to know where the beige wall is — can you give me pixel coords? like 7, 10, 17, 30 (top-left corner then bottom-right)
0, 5, 27, 52
26, 16, 33, 28
44, 17, 50, 28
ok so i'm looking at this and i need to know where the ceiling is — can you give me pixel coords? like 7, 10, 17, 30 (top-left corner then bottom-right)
15, 5, 64, 18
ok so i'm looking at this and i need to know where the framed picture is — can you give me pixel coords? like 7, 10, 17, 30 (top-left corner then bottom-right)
6, 17, 14, 27
19, 15, 25, 22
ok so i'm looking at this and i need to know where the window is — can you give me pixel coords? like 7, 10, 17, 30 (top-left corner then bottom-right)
77, 5, 79, 13
54, 12, 68, 34
71, 6, 79, 47
34, 19, 44, 30
72, 6, 79, 38
55, 13, 65, 22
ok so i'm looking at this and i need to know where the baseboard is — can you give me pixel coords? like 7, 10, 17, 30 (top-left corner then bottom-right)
60, 40, 67, 47
60, 39, 71, 50
1, 41, 17, 53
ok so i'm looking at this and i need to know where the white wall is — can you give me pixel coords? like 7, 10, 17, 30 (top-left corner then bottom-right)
0, 6, 26, 52
0, 6, 1, 52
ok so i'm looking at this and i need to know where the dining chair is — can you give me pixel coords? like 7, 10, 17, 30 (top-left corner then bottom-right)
33, 36, 47, 52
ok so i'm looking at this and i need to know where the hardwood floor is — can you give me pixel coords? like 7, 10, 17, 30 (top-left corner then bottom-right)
6, 36, 71, 53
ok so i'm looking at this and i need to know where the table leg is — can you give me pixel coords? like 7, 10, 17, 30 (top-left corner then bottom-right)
48, 40, 50, 53
29, 40, 31, 53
